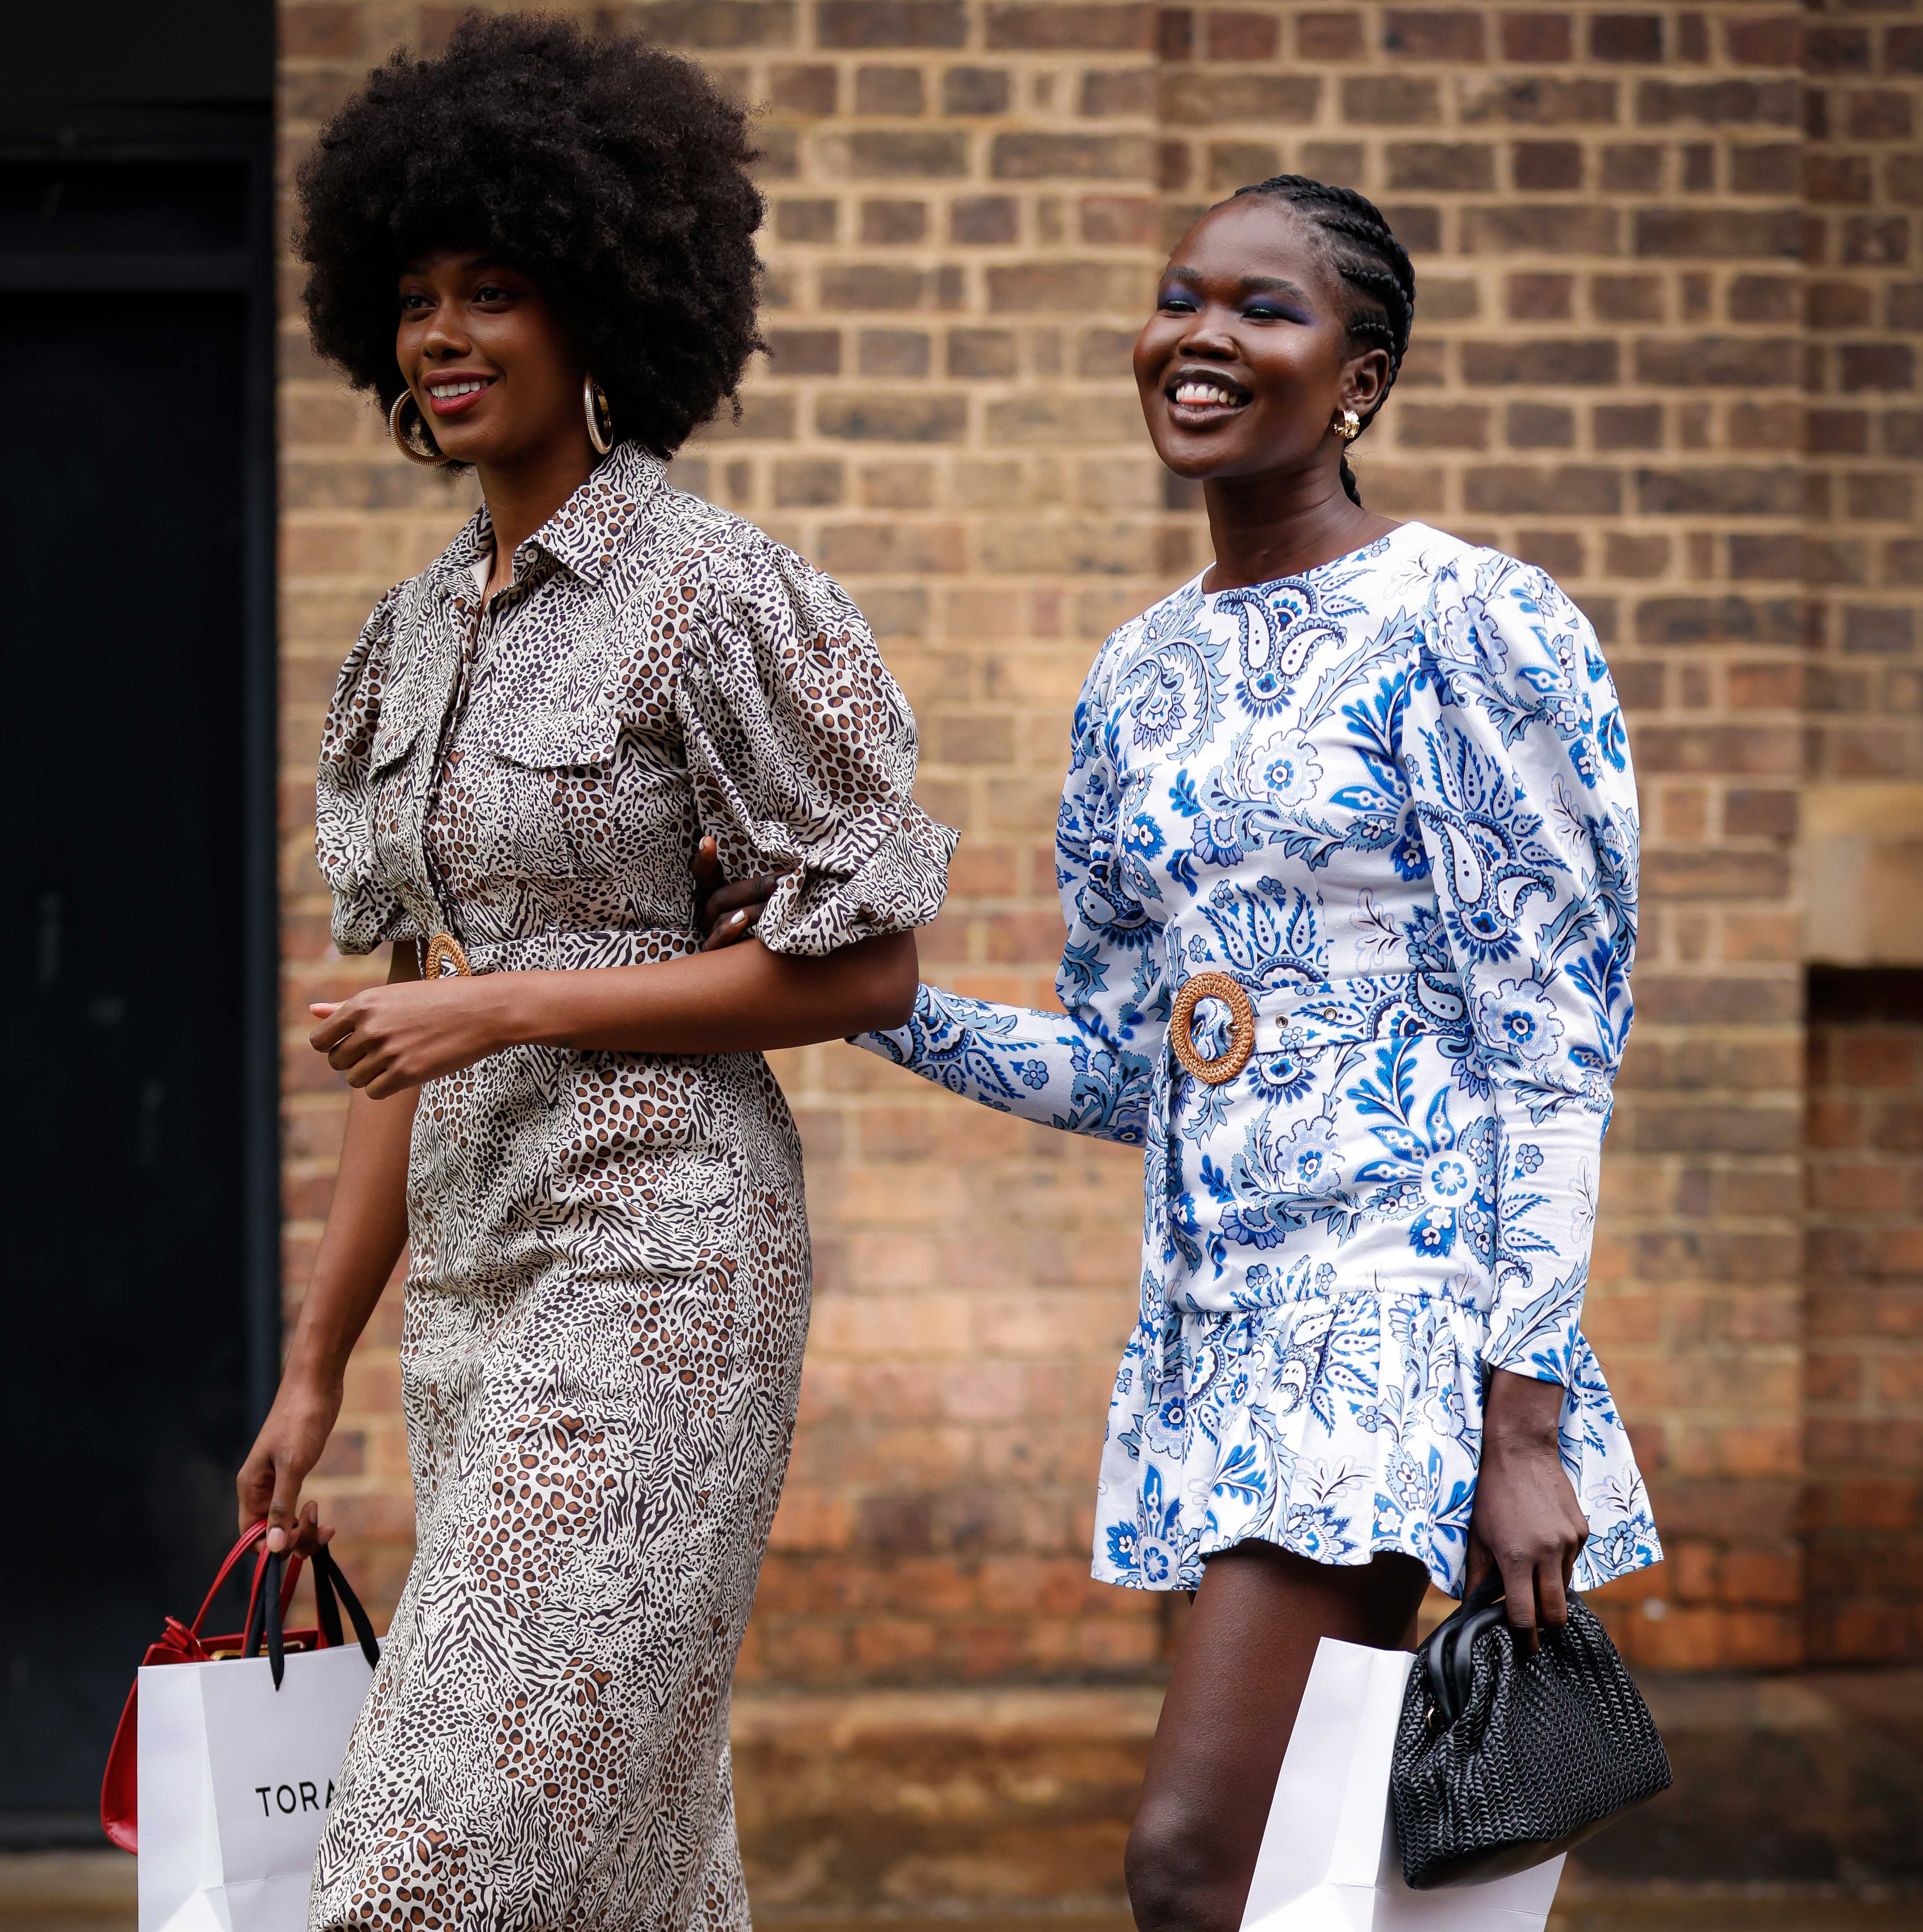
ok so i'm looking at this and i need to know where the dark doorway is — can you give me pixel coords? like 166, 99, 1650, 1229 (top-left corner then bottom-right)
0, 0, 275, 1840
0, 287, 252, 1827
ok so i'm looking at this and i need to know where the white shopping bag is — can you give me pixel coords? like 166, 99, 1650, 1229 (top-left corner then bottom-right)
137, 1641, 374, 1932
1240, 1637, 1564, 1932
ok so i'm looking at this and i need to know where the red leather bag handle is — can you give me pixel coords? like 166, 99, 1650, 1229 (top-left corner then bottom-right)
99, 1522, 367, 1852
190, 1522, 287, 1637
193, 1523, 306, 1643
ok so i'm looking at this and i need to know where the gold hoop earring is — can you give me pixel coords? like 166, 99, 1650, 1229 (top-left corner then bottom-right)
584, 376, 614, 456
1331, 408, 1362, 443
389, 391, 450, 467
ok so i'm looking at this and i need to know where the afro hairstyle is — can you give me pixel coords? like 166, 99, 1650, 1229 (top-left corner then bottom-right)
296, 10, 764, 460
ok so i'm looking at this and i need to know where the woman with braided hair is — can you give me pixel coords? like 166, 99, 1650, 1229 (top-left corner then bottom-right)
708, 177, 1659, 1929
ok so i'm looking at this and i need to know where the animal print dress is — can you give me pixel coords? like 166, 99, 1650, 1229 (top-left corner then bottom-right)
307, 443, 953, 1932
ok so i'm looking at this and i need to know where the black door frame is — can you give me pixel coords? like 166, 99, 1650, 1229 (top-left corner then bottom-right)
0, 137, 282, 1427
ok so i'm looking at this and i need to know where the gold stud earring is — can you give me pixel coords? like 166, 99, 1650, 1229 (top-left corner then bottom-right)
1331, 407, 1362, 443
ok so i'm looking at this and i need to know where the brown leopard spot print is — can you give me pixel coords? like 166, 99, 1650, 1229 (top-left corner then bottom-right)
629, 1258, 736, 1416
491, 1660, 626, 1840
344, 1821, 481, 1932
465, 1409, 615, 1614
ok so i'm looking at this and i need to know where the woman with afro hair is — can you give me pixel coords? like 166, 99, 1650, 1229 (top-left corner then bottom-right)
236, 15, 953, 1929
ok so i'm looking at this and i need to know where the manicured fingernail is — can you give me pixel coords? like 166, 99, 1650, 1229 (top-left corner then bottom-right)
732, 911, 746, 925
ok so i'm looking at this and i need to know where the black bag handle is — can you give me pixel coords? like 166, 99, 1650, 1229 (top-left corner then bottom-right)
311, 1550, 344, 1649
242, 1552, 287, 1687
243, 1546, 381, 1690
1419, 1568, 1506, 1728
312, 1546, 381, 1671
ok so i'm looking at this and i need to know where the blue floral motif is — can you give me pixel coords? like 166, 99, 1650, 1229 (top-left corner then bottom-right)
1106, 1463, 1201, 1586
859, 522, 1657, 1599
1199, 877, 1327, 991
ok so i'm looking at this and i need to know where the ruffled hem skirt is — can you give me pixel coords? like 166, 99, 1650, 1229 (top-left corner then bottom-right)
1091, 1284, 1661, 1596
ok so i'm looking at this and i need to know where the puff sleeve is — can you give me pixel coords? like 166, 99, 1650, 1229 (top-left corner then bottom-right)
1402, 554, 1639, 1385
855, 639, 1155, 1144
675, 533, 956, 956
315, 584, 421, 957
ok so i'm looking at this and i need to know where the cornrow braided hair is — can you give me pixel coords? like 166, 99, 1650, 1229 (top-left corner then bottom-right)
1231, 175, 1416, 507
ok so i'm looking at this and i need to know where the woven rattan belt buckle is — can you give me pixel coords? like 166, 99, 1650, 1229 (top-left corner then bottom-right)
1170, 973, 1255, 1085
424, 931, 472, 978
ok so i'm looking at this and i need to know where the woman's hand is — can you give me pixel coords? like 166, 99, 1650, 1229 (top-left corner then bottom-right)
1464, 1366, 1588, 1652
693, 833, 786, 952
310, 975, 516, 1098
237, 1371, 345, 1554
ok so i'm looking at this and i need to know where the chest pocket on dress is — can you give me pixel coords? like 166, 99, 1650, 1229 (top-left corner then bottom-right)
493, 705, 621, 771
370, 709, 427, 778
365, 700, 435, 876
491, 704, 626, 883
367, 640, 450, 793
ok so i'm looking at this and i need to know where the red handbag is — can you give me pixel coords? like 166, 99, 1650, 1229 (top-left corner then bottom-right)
99, 1522, 380, 1853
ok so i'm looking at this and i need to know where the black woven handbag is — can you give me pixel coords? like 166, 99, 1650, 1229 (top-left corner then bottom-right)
1389, 1570, 1672, 1888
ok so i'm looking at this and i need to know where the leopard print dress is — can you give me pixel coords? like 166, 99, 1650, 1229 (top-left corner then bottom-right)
307, 443, 953, 1932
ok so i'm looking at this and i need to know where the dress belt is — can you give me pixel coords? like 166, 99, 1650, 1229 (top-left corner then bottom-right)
423, 925, 699, 977
1169, 968, 1469, 1085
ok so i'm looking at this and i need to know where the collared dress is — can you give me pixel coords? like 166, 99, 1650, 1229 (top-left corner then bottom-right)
308, 442, 953, 1932
858, 522, 1660, 1598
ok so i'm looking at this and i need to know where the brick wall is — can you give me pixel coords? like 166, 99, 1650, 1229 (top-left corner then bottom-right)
280, 2, 1923, 1676
1804, 1, 1923, 790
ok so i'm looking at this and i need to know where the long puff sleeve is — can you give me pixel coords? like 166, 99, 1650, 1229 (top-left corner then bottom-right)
676, 534, 955, 956
856, 637, 1156, 1145
1402, 554, 1638, 1385
316, 584, 421, 956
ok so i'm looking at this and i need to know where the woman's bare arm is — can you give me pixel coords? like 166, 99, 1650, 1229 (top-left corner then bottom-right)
238, 944, 420, 1548
523, 930, 916, 1052
309, 927, 919, 1099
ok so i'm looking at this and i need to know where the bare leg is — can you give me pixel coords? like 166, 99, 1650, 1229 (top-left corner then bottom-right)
1125, 1543, 1432, 1932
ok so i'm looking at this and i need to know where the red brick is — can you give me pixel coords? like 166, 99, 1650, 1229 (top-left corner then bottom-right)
1499, 12, 1570, 63
1298, 11, 1364, 61
1203, 10, 1275, 62
1591, 14, 1662, 64
1382, 10, 1483, 62
1340, 75, 1441, 124
1724, 18, 1802, 71
942, 66, 1009, 114
818, 0, 965, 46
985, 3, 1151, 50
282, 4, 371, 59
770, 62, 837, 113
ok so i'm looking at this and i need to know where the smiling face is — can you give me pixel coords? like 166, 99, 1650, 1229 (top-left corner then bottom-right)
1132, 196, 1389, 485
395, 250, 594, 471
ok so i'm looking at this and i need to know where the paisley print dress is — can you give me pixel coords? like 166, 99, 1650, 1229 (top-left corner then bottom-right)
308, 443, 953, 1932
859, 522, 1659, 1598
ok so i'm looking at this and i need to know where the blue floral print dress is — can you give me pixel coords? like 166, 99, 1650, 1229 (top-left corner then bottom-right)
858, 522, 1661, 1598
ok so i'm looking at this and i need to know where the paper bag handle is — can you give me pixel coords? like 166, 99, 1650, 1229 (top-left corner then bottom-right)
243, 1546, 381, 1689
